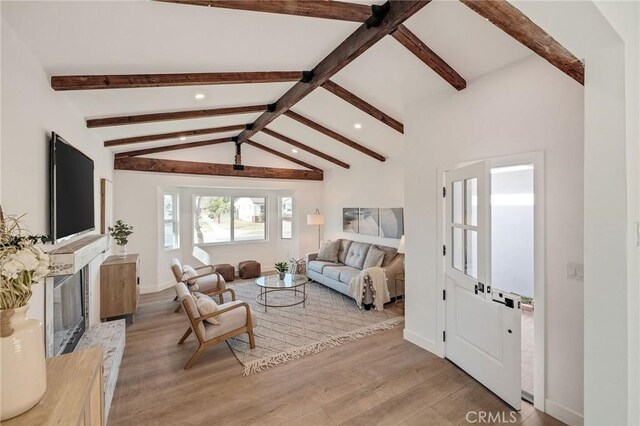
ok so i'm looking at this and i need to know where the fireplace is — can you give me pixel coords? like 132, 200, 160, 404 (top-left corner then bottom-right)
51, 267, 87, 355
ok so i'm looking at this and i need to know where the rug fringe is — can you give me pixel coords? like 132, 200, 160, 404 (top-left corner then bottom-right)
241, 316, 404, 376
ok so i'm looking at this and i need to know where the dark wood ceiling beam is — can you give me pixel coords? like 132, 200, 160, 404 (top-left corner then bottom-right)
459, 0, 584, 85
52, 71, 303, 90
321, 80, 403, 133
114, 156, 323, 181
391, 25, 466, 90
246, 140, 322, 172
87, 104, 267, 128
262, 128, 350, 169
284, 110, 385, 162
114, 137, 233, 158
156, 0, 371, 22
104, 124, 246, 147
235, 1, 430, 145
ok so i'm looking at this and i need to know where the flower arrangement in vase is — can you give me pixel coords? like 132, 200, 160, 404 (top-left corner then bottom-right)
274, 262, 289, 280
109, 220, 134, 257
0, 209, 52, 420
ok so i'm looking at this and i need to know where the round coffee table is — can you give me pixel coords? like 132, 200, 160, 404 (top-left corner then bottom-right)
255, 274, 309, 312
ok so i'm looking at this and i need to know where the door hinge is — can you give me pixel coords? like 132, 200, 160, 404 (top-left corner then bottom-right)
442, 245, 446, 256
442, 186, 446, 197
443, 331, 446, 342
442, 289, 446, 301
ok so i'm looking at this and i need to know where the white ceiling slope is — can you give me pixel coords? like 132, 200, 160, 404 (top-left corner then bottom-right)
1, 0, 533, 172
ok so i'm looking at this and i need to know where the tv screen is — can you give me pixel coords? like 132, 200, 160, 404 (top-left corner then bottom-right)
50, 132, 95, 242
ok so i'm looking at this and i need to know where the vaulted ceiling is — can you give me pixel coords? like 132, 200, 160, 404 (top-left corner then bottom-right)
1, 0, 584, 180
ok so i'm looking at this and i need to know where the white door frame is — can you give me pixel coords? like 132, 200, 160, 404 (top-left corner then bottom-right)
436, 150, 546, 412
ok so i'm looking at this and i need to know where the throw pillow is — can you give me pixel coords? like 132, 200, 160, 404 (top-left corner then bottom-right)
182, 265, 199, 287
317, 240, 340, 263
193, 292, 221, 325
362, 246, 385, 269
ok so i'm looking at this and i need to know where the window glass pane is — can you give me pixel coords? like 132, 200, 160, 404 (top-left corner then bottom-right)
163, 194, 173, 221
281, 197, 292, 239
465, 230, 478, 279
452, 227, 463, 271
194, 195, 231, 244
234, 197, 266, 241
164, 222, 175, 248
452, 180, 463, 224
465, 178, 478, 226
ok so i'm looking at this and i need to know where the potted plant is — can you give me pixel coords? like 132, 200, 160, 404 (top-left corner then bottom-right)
0, 209, 51, 420
109, 220, 134, 257
275, 262, 289, 280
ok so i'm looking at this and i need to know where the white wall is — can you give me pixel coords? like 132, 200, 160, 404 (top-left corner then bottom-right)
403, 56, 584, 420
1, 22, 114, 326
322, 152, 405, 250
113, 152, 322, 293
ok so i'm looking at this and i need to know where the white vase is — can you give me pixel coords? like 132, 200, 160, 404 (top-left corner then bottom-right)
0, 305, 47, 420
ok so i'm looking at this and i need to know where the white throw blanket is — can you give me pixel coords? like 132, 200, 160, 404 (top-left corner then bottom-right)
348, 267, 390, 311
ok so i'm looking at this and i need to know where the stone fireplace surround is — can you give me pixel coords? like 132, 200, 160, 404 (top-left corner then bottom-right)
47, 234, 125, 422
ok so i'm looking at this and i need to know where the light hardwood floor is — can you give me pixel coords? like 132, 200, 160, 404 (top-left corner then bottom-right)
109, 287, 563, 426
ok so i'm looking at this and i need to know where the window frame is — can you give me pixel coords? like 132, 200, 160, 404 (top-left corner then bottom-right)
163, 192, 180, 250
279, 196, 293, 240
192, 194, 269, 246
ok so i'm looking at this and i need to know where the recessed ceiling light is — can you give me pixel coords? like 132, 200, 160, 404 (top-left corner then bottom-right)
180, 137, 187, 141
194, 93, 205, 100
292, 149, 299, 154
354, 123, 362, 129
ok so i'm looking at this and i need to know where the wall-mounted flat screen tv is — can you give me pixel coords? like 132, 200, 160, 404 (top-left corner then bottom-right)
50, 132, 95, 242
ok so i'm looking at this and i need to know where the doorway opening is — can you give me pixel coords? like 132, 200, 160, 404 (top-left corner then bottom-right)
490, 164, 535, 403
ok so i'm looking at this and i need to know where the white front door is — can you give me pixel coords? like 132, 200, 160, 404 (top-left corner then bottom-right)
444, 161, 522, 410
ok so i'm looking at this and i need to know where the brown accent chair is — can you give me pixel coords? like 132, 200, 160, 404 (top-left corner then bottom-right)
171, 258, 226, 312
175, 282, 256, 369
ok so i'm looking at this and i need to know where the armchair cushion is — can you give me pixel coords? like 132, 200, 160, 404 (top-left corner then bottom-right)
175, 282, 205, 338
203, 300, 256, 341
171, 258, 183, 283
193, 292, 221, 325
191, 273, 225, 293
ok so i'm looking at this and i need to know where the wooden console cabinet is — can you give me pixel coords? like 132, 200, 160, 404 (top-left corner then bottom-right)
100, 254, 140, 322
4, 347, 103, 426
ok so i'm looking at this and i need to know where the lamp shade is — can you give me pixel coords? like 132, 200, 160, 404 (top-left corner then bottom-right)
307, 213, 325, 225
397, 235, 406, 254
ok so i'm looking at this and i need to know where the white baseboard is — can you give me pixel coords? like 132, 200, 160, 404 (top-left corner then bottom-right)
545, 399, 583, 426
403, 328, 440, 356
140, 279, 175, 294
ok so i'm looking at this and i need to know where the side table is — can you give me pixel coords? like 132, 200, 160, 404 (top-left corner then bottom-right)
395, 273, 405, 313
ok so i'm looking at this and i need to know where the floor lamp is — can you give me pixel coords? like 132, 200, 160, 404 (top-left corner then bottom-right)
307, 209, 325, 249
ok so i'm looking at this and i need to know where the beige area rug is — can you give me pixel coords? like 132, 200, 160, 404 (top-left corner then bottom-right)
225, 280, 403, 375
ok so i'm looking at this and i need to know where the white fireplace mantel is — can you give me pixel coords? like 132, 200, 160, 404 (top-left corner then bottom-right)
48, 234, 109, 276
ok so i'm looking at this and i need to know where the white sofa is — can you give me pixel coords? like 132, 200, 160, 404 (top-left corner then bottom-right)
306, 239, 404, 307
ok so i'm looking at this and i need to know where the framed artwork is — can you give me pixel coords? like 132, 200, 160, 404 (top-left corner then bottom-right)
343, 208, 359, 233
379, 208, 404, 239
358, 208, 379, 236
100, 178, 113, 247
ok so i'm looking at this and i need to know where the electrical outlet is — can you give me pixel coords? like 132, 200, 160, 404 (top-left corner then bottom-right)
567, 262, 584, 280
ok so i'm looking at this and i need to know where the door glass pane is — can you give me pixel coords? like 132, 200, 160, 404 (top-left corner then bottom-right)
452, 227, 463, 272
465, 230, 478, 279
234, 197, 266, 241
465, 178, 478, 226
452, 180, 463, 224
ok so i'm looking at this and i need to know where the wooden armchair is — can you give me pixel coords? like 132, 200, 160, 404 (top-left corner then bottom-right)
171, 259, 226, 312
175, 282, 256, 369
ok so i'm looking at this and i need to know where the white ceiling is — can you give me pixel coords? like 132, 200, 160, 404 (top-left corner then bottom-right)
1, 0, 534, 172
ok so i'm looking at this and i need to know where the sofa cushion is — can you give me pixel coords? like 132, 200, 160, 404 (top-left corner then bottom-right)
193, 292, 221, 325
362, 246, 385, 269
339, 267, 361, 284
337, 239, 353, 264
373, 245, 398, 266
308, 260, 338, 274
344, 242, 371, 269
317, 240, 340, 263
323, 265, 350, 281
